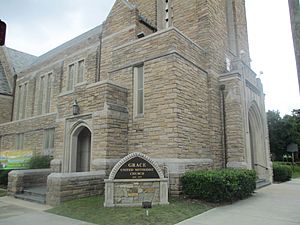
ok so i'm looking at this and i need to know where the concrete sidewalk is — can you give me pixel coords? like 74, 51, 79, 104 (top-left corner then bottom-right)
176, 179, 300, 225
0, 196, 96, 225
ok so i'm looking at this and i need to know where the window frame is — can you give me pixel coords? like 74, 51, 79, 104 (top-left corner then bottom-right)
133, 65, 144, 118
37, 75, 45, 115
16, 85, 22, 120
43, 128, 55, 156
67, 63, 75, 91
15, 133, 24, 150
45, 72, 53, 114
67, 59, 86, 91
76, 59, 85, 85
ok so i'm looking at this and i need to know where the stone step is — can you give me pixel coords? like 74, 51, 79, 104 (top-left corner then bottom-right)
256, 179, 271, 189
23, 186, 47, 198
15, 192, 46, 204
14, 186, 47, 204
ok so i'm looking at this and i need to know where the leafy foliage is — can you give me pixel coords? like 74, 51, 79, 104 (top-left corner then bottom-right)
273, 163, 292, 182
28, 155, 53, 169
181, 169, 256, 203
267, 110, 300, 160
0, 170, 10, 186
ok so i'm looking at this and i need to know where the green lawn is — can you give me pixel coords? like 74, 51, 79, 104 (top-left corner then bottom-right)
292, 164, 300, 178
47, 196, 213, 225
0, 189, 6, 197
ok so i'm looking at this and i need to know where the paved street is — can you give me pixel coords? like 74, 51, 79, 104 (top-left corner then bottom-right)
176, 179, 300, 225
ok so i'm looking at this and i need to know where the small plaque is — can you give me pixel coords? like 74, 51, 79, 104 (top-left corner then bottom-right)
287, 143, 299, 153
115, 157, 159, 179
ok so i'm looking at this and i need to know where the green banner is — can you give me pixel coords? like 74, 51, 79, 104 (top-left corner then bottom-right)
0, 150, 32, 170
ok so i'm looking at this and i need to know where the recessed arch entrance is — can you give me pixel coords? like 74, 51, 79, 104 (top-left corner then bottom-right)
248, 102, 267, 179
70, 124, 92, 172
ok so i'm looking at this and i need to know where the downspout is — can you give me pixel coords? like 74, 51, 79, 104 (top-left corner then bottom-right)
10, 72, 17, 121
220, 84, 228, 168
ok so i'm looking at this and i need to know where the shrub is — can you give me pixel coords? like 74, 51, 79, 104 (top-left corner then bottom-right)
0, 170, 11, 187
181, 169, 256, 203
28, 155, 53, 169
273, 163, 292, 182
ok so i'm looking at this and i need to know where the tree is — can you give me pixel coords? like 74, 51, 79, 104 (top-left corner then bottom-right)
267, 110, 285, 160
267, 110, 300, 161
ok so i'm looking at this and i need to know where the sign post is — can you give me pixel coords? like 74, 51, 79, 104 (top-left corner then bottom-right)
287, 143, 299, 171
0, 20, 6, 46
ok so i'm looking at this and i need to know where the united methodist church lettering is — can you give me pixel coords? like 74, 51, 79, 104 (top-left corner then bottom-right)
115, 157, 159, 179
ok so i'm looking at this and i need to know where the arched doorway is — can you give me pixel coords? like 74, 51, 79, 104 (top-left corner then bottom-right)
76, 127, 91, 172
70, 126, 91, 172
248, 103, 267, 179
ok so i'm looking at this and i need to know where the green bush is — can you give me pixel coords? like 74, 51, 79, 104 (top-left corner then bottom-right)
0, 170, 11, 187
273, 163, 292, 182
181, 169, 256, 203
28, 155, 53, 169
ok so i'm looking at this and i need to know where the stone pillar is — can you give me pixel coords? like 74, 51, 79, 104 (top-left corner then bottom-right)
104, 180, 114, 207
160, 179, 169, 205
50, 159, 62, 172
7, 170, 24, 195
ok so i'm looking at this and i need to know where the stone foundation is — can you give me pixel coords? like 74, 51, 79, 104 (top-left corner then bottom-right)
104, 178, 168, 207
114, 181, 160, 204
46, 171, 105, 206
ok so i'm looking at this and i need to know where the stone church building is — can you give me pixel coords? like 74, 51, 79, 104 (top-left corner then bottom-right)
0, 0, 272, 203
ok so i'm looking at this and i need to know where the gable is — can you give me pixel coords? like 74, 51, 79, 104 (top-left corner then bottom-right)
0, 60, 11, 95
103, 0, 137, 37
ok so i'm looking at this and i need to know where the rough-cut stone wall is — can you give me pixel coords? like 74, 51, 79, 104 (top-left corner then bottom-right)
8, 169, 51, 195
0, 48, 14, 124
174, 55, 210, 159
173, 0, 205, 46
54, 80, 128, 173
114, 181, 160, 205
128, 0, 157, 26
0, 95, 12, 124
0, 47, 14, 90
109, 28, 208, 159
234, 0, 251, 65
0, 114, 56, 153
220, 73, 246, 164
46, 171, 105, 206
100, 0, 138, 81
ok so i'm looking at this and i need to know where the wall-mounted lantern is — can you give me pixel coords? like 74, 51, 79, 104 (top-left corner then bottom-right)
72, 99, 80, 115
0, 20, 6, 46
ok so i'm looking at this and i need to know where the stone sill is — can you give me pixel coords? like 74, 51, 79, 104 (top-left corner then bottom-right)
1, 113, 57, 126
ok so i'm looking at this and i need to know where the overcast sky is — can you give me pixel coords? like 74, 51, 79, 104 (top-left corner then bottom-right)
0, 0, 299, 116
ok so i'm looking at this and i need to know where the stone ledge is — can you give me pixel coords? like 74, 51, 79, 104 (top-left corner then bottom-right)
46, 171, 105, 206
8, 169, 51, 195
